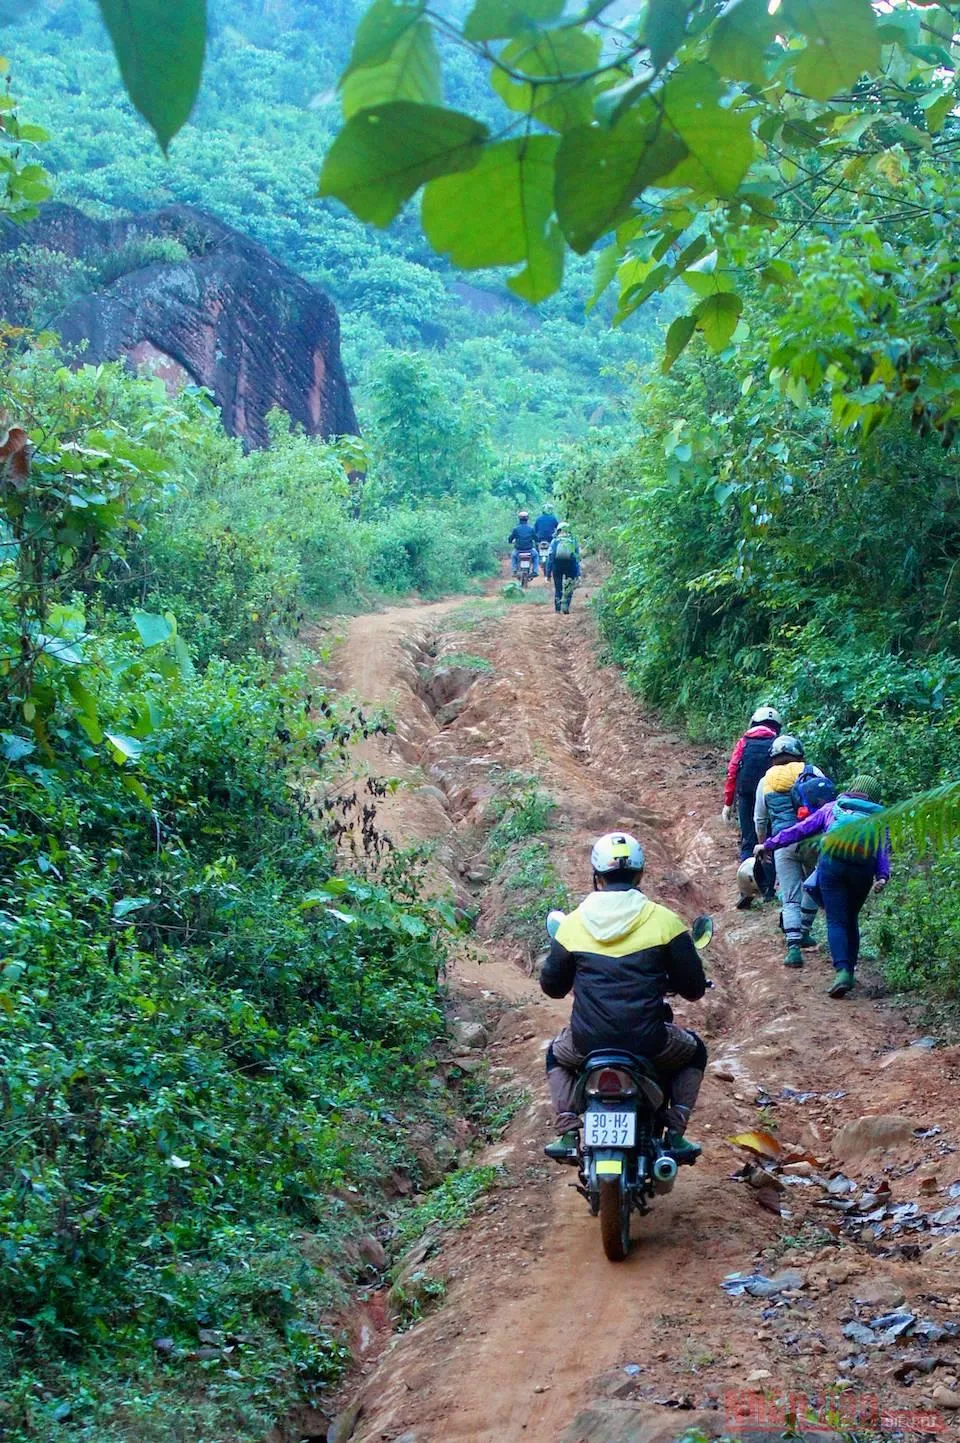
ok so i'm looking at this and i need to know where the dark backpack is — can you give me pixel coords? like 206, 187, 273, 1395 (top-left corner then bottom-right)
736, 735, 775, 798
790, 766, 837, 818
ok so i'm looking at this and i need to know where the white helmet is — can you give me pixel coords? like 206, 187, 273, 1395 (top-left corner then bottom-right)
590, 831, 645, 876
737, 856, 761, 899
751, 706, 782, 727
770, 733, 804, 761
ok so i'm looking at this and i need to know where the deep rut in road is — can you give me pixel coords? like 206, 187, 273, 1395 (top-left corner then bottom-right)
313, 589, 960, 1443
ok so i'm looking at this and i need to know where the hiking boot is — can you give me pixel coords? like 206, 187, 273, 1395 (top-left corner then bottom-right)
544, 1130, 580, 1162
828, 969, 855, 998
666, 1130, 702, 1162
799, 931, 818, 948
784, 945, 804, 968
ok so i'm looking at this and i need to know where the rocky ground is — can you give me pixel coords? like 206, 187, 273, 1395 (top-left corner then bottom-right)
306, 581, 960, 1443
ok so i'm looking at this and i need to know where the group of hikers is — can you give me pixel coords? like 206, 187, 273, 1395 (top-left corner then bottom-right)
536, 720, 891, 1161
722, 706, 888, 998
507, 508, 582, 613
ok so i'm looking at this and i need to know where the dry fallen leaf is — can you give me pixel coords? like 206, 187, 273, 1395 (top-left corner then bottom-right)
728, 1129, 782, 1161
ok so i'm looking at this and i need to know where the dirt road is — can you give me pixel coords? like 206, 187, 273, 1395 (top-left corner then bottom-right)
322, 585, 960, 1443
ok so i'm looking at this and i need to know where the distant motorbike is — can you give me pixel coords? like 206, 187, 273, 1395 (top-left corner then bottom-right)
517, 549, 536, 589
544, 910, 714, 1261
538, 539, 550, 576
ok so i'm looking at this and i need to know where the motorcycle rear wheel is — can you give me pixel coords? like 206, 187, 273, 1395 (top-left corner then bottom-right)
599, 1177, 631, 1261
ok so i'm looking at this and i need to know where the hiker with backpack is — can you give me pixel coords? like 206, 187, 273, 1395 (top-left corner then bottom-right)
545, 523, 581, 613
753, 735, 835, 968
757, 774, 889, 998
721, 706, 783, 903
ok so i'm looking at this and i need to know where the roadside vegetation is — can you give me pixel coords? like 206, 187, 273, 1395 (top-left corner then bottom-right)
0, 336, 509, 1437
563, 332, 960, 1006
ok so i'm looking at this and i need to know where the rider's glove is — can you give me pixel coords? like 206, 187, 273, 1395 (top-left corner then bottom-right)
721, 804, 732, 826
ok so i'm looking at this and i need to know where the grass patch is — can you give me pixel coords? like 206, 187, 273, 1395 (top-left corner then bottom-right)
392, 1166, 500, 1252
434, 652, 494, 673
391, 1274, 448, 1330
446, 600, 508, 632
487, 774, 558, 865
460, 1069, 530, 1139
502, 581, 553, 604
500, 841, 572, 954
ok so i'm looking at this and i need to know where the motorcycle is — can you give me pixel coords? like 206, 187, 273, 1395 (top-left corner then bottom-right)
544, 910, 714, 1261
517, 549, 536, 589
538, 539, 551, 577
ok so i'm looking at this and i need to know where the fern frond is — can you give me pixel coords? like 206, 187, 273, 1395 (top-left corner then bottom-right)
823, 780, 960, 859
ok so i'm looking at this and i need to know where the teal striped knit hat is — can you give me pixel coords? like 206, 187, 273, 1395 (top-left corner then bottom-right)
845, 774, 881, 802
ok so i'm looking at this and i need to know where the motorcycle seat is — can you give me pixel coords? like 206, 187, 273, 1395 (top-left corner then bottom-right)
579, 1050, 661, 1081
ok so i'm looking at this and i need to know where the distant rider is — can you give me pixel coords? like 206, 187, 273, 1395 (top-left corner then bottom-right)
534, 508, 559, 545
540, 832, 707, 1163
545, 522, 581, 613
508, 510, 538, 577
722, 705, 783, 904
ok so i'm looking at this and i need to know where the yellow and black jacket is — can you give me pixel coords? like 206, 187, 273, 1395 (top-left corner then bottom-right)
541, 889, 706, 1056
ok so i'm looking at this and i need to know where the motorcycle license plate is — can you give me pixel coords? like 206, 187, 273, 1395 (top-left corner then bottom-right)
584, 1109, 635, 1148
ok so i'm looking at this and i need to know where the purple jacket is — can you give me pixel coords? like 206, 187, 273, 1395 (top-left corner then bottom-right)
766, 801, 891, 882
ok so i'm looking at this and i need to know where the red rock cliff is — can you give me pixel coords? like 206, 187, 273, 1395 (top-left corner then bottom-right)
0, 204, 358, 449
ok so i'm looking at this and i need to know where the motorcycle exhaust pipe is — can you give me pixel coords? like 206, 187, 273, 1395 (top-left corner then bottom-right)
652, 1154, 678, 1194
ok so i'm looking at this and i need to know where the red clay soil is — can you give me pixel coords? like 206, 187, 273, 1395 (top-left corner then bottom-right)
312, 584, 960, 1443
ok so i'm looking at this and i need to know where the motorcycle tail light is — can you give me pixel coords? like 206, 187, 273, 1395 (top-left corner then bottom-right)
589, 1067, 636, 1095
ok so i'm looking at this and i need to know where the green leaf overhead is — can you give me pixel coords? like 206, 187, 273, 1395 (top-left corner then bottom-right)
643, 0, 694, 71
660, 62, 755, 197
133, 611, 174, 648
491, 27, 602, 132
662, 313, 696, 372
319, 102, 488, 226
681, 247, 738, 297
96, 0, 206, 151
422, 135, 564, 300
709, 0, 775, 85
782, 0, 881, 102
695, 290, 743, 349
340, 13, 441, 118
344, 0, 426, 71
555, 111, 688, 252
463, 0, 565, 42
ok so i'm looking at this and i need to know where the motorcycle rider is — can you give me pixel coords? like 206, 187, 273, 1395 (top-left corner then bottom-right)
753, 734, 820, 968
722, 705, 783, 904
545, 522, 581, 613
540, 832, 707, 1163
534, 507, 559, 546
508, 510, 538, 577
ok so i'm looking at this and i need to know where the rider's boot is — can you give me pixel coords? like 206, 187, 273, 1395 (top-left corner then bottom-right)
666, 1130, 702, 1162
544, 1130, 579, 1161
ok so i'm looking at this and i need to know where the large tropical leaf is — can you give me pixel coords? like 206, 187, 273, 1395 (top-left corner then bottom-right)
97, 0, 206, 151
823, 780, 960, 859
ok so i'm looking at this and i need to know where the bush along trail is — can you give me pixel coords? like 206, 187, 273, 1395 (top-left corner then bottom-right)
315, 586, 960, 1443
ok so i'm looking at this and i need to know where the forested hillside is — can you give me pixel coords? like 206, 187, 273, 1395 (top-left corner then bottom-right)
3, 0, 660, 454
